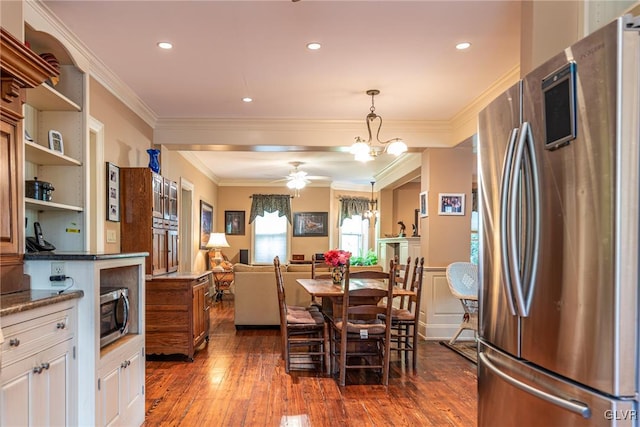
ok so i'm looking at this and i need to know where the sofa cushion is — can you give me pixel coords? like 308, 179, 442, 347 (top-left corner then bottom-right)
233, 263, 283, 272
286, 264, 312, 273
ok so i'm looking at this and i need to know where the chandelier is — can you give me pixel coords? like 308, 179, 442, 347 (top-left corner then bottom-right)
350, 89, 408, 162
364, 181, 378, 219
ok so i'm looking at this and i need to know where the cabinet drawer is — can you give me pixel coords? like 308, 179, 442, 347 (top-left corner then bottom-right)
1, 308, 74, 367
152, 218, 164, 228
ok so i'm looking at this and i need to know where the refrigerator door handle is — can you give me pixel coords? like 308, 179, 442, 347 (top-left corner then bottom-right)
499, 127, 520, 316
508, 122, 541, 317
522, 121, 541, 315
479, 353, 592, 419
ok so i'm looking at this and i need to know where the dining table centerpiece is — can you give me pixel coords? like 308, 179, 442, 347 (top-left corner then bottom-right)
323, 249, 352, 284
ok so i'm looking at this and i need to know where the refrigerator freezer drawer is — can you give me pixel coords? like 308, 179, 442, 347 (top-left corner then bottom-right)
478, 342, 637, 427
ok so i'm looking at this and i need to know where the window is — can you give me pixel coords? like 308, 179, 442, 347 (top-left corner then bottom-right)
339, 215, 369, 257
252, 211, 289, 264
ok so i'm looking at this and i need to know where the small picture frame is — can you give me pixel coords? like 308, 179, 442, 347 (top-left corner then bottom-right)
225, 210, 245, 235
438, 193, 465, 216
106, 162, 120, 222
48, 130, 64, 154
419, 191, 428, 217
293, 212, 328, 237
200, 201, 213, 249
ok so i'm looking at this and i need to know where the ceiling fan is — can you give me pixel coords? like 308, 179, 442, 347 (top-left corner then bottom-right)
277, 161, 330, 195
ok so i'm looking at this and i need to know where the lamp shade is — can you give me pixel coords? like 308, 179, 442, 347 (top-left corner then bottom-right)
206, 232, 230, 249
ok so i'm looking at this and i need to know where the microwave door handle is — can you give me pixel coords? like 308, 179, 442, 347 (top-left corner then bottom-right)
500, 127, 520, 316
118, 293, 130, 333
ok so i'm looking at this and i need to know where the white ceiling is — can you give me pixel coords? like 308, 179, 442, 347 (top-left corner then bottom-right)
42, 0, 520, 188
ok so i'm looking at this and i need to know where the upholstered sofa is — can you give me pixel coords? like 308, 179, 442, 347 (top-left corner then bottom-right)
232, 263, 384, 328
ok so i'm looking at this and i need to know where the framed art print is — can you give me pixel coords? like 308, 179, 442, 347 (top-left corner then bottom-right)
293, 212, 328, 237
438, 193, 465, 216
225, 210, 245, 235
200, 201, 213, 249
419, 191, 428, 217
48, 130, 64, 154
106, 162, 120, 222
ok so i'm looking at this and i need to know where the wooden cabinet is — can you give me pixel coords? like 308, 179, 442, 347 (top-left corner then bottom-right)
146, 272, 211, 360
121, 167, 179, 276
0, 299, 78, 426
0, 28, 57, 293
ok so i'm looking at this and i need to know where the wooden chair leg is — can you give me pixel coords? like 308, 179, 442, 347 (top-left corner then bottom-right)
323, 322, 330, 375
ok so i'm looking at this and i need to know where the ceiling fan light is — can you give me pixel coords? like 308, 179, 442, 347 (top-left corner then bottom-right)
387, 139, 408, 156
287, 178, 306, 190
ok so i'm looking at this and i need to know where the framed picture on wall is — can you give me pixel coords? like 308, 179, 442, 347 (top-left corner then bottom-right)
106, 162, 120, 222
225, 210, 245, 235
293, 212, 328, 237
419, 191, 428, 217
438, 193, 465, 216
199, 200, 213, 249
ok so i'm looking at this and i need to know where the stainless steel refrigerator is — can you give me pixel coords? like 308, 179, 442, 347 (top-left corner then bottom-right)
477, 10, 640, 427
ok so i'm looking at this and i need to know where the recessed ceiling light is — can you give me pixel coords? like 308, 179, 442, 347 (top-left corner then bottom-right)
242, 97, 253, 103
456, 42, 471, 50
306, 42, 321, 50
157, 41, 173, 50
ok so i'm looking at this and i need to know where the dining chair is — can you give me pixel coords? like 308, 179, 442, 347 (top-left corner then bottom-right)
331, 260, 396, 386
274, 256, 329, 374
393, 256, 412, 310
387, 257, 424, 371
445, 262, 479, 345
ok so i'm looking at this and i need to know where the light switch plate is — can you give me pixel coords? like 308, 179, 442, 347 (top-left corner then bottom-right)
106, 229, 117, 243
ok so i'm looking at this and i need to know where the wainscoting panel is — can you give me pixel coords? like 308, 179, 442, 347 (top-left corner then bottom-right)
422, 267, 475, 341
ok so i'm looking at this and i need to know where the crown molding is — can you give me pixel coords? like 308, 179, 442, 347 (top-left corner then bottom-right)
178, 151, 221, 184
28, 0, 158, 127
449, 65, 520, 144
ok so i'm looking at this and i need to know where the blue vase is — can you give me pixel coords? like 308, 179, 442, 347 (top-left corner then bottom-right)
147, 149, 160, 173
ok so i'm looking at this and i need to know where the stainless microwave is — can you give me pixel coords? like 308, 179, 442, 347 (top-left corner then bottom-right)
99, 287, 130, 348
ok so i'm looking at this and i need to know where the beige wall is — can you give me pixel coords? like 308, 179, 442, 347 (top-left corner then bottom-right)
1, 1, 23, 38
393, 182, 421, 237
420, 145, 474, 267
89, 78, 153, 254
89, 79, 217, 271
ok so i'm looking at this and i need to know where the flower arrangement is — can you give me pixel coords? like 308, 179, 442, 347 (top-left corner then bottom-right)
323, 249, 352, 267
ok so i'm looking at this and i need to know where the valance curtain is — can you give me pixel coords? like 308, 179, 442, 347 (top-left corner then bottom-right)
339, 197, 370, 226
249, 194, 293, 224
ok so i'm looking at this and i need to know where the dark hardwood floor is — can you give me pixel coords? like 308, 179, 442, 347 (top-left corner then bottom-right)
143, 296, 478, 426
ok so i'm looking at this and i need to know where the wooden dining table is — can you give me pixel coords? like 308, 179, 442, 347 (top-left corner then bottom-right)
296, 277, 416, 317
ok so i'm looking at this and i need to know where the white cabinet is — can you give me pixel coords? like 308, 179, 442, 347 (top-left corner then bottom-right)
97, 340, 144, 427
22, 24, 86, 252
25, 254, 146, 427
0, 299, 78, 427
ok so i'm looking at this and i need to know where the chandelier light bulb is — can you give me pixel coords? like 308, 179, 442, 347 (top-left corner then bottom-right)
387, 139, 408, 156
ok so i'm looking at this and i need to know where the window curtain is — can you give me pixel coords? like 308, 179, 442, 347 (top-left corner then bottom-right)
339, 197, 370, 226
249, 194, 292, 224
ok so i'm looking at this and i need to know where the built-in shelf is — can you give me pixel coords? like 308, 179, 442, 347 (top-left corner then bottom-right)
25, 198, 83, 212
25, 140, 82, 166
26, 83, 81, 111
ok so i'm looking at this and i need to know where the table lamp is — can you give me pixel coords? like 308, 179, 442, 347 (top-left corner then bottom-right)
206, 232, 230, 271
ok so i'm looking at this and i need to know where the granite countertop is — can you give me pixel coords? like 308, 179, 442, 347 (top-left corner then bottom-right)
0, 289, 84, 317
24, 251, 149, 261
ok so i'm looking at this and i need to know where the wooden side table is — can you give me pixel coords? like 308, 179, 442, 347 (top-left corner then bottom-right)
212, 269, 234, 301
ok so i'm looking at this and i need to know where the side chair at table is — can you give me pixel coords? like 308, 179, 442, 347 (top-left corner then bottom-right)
387, 257, 424, 371
331, 260, 396, 386
274, 256, 330, 374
